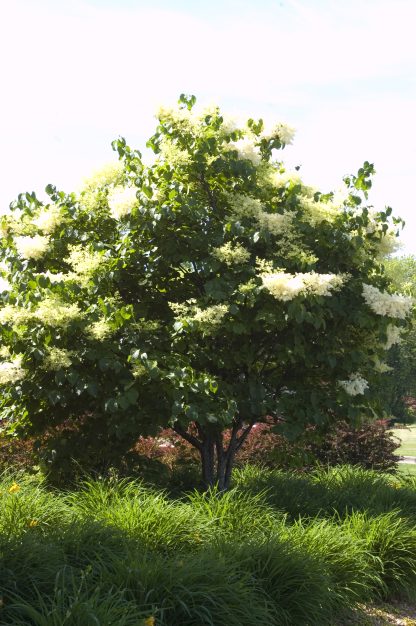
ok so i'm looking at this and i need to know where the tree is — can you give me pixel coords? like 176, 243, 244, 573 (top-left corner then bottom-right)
379, 255, 416, 420
0, 95, 412, 489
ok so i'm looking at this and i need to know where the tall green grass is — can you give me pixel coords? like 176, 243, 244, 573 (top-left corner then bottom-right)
234, 464, 416, 520
1, 466, 416, 625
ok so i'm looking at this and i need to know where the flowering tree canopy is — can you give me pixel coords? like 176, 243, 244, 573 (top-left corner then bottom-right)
0, 94, 412, 489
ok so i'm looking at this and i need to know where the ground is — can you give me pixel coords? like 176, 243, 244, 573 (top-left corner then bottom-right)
338, 602, 416, 626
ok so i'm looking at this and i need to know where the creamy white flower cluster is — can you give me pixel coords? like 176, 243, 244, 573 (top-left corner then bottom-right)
299, 194, 342, 225
0, 298, 80, 331
0, 356, 25, 385
361, 211, 401, 257
43, 347, 74, 370
107, 186, 137, 220
225, 138, 261, 166
212, 242, 250, 266
0, 276, 11, 292
192, 304, 229, 328
375, 233, 402, 258
169, 300, 229, 333
33, 204, 63, 234
66, 246, 104, 281
374, 358, 393, 373
82, 162, 124, 191
257, 210, 295, 236
221, 116, 239, 134
87, 319, 113, 340
272, 170, 349, 226
156, 105, 197, 127
362, 284, 413, 319
35, 297, 83, 328
262, 271, 347, 301
0, 305, 32, 326
384, 324, 402, 350
338, 373, 369, 396
227, 193, 294, 236
227, 194, 262, 219
15, 235, 50, 260
262, 122, 296, 145
272, 171, 302, 188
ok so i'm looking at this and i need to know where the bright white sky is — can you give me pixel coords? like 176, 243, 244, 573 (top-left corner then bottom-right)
1, 0, 415, 253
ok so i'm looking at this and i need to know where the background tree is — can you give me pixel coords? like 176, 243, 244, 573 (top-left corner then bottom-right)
377, 255, 416, 421
0, 95, 412, 489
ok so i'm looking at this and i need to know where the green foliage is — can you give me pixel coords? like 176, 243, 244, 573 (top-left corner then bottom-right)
2, 469, 416, 625
0, 95, 412, 486
235, 464, 416, 522
380, 255, 416, 420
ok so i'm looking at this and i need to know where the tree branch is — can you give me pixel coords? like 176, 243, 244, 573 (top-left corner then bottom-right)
198, 172, 218, 213
234, 421, 255, 453
172, 423, 203, 451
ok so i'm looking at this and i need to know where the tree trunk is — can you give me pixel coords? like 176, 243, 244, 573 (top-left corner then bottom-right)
173, 418, 255, 491
198, 419, 254, 491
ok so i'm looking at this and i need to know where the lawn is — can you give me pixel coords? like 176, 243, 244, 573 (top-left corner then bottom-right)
391, 425, 416, 456
1, 465, 416, 625
398, 463, 416, 477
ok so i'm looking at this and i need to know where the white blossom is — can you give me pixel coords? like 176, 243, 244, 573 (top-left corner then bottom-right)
384, 324, 402, 349
262, 122, 296, 145
375, 232, 402, 258
107, 186, 137, 219
212, 242, 250, 266
192, 304, 229, 329
170, 300, 229, 334
338, 373, 369, 396
262, 272, 305, 301
33, 204, 63, 234
362, 284, 413, 319
257, 210, 294, 236
261, 271, 347, 301
156, 105, 191, 123
299, 195, 341, 225
227, 193, 263, 219
0, 277, 11, 292
226, 138, 261, 166
0, 356, 25, 385
301, 272, 347, 297
65, 246, 104, 279
34, 297, 83, 328
0, 305, 32, 326
82, 162, 124, 192
15, 235, 49, 260
272, 171, 302, 188
43, 347, 73, 370
374, 358, 393, 373
87, 319, 113, 340
221, 115, 239, 134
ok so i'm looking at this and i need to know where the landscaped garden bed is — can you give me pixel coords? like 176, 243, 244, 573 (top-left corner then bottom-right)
1, 465, 416, 625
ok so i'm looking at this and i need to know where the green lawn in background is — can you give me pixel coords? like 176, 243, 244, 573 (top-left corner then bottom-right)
391, 425, 416, 456
397, 463, 416, 477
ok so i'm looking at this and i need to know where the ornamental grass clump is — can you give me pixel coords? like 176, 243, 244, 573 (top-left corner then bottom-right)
345, 510, 416, 601
1, 472, 416, 625
234, 464, 416, 522
67, 478, 209, 552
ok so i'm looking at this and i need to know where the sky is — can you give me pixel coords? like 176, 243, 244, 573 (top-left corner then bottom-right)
1, 0, 415, 253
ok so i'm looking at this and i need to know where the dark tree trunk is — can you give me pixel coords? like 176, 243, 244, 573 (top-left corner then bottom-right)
174, 417, 254, 491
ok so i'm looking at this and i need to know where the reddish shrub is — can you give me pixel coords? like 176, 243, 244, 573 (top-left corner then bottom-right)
310, 420, 400, 472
